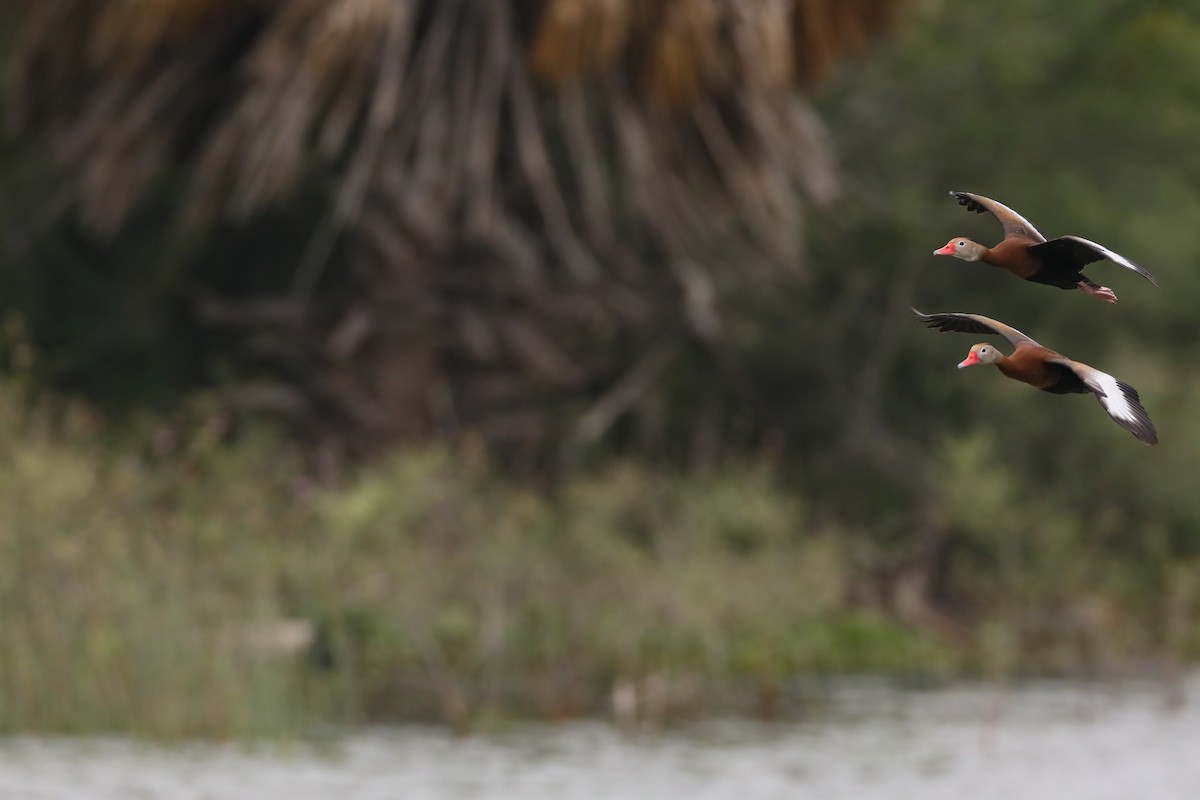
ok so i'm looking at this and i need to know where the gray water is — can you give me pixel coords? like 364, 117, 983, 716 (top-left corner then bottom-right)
2, 675, 1199, 799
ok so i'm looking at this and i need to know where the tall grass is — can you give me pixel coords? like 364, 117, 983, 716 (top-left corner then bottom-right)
302, 452, 949, 729
0, 393, 308, 738
0, 385, 1196, 738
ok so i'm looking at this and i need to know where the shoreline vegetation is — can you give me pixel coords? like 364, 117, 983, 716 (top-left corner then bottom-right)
1, 388, 1194, 740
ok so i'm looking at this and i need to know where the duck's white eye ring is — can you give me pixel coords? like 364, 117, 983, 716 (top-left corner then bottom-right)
980, 347, 989, 354
957, 240, 967, 247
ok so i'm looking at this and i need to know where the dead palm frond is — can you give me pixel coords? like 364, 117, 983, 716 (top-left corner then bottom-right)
8, 0, 907, 467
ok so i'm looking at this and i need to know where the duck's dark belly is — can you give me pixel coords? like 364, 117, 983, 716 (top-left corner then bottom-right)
1026, 268, 1088, 290
1039, 373, 1090, 394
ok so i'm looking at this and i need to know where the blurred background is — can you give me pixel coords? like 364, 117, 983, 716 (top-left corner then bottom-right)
2, 0, 1200, 755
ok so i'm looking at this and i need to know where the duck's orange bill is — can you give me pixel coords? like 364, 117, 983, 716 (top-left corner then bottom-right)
957, 351, 980, 369
934, 242, 956, 256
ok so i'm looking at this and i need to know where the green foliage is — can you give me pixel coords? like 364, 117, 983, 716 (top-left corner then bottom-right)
306, 455, 890, 720
766, 0, 1200, 638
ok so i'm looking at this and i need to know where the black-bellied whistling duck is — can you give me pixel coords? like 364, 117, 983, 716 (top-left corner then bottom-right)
934, 191, 1158, 303
913, 309, 1158, 445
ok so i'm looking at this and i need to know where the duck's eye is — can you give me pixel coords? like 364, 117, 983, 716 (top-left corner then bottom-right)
980, 347, 989, 354
957, 240, 967, 247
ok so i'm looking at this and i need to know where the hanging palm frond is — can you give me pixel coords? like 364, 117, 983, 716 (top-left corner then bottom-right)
7, 0, 907, 468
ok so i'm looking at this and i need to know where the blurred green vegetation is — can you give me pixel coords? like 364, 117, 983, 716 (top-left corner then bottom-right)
2, 384, 1199, 737
799, 0, 1200, 610
0, 385, 941, 737
4, 1, 1200, 737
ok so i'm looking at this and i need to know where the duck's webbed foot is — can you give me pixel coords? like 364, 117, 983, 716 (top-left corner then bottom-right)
1077, 280, 1117, 304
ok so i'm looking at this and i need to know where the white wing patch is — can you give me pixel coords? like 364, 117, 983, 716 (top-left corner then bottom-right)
1090, 370, 1136, 424
1085, 368, 1159, 445
1060, 235, 1160, 286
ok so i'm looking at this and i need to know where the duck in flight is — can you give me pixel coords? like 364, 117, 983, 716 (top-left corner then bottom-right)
934, 191, 1158, 304
913, 309, 1158, 445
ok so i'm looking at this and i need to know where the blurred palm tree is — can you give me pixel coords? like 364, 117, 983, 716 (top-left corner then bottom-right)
6, 0, 906, 470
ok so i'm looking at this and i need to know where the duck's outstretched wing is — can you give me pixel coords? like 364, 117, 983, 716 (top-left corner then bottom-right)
1030, 236, 1159, 287
1045, 357, 1158, 445
950, 191, 1047, 243
912, 309, 1040, 350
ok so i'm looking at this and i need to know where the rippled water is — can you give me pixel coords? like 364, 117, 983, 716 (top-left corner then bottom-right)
3, 675, 1199, 799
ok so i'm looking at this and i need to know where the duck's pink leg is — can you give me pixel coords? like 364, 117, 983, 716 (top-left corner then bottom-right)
1077, 280, 1117, 303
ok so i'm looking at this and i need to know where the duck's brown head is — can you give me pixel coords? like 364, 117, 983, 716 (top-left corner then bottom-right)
934, 237, 986, 262
958, 342, 1002, 369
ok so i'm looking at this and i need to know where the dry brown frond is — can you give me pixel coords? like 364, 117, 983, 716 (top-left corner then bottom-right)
730, 0, 796, 90
527, 0, 632, 84
90, 0, 240, 75
642, 0, 724, 108
794, 0, 909, 85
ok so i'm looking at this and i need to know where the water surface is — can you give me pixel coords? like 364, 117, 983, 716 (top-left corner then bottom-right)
2, 675, 1197, 799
